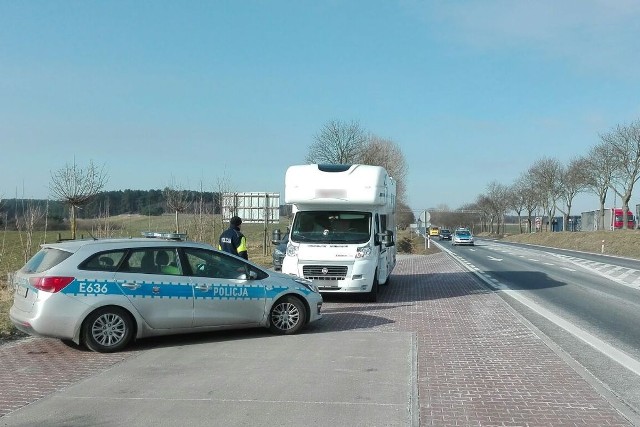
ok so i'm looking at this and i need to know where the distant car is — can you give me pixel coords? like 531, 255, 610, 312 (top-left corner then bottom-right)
439, 229, 452, 240
272, 234, 289, 271
452, 229, 474, 246
10, 232, 323, 353
428, 226, 440, 237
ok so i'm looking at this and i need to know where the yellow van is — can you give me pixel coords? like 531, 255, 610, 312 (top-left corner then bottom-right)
428, 226, 440, 237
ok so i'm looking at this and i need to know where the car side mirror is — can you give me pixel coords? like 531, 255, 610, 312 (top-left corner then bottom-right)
382, 230, 394, 247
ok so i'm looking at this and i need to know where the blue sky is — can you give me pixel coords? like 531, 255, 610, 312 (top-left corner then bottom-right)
2, 0, 640, 216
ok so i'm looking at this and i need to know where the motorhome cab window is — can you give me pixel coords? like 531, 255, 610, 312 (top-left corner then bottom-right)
291, 211, 371, 244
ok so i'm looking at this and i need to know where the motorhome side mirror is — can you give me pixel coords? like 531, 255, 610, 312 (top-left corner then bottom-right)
271, 229, 282, 245
382, 230, 394, 247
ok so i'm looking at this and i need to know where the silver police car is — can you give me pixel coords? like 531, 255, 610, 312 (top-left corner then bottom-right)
10, 233, 323, 353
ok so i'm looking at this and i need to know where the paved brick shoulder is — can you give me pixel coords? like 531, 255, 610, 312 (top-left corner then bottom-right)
0, 338, 136, 417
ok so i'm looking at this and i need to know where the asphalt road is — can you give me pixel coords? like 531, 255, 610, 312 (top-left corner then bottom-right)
439, 237, 640, 418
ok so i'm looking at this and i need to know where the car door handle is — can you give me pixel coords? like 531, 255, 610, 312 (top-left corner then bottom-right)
121, 282, 141, 290
194, 284, 209, 292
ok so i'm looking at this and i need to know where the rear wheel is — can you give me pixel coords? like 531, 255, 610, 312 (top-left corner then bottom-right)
269, 296, 307, 335
82, 307, 134, 353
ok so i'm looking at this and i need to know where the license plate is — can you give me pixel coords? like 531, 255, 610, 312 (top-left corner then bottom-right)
16, 285, 28, 298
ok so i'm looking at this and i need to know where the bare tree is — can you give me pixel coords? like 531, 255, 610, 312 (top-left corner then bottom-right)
520, 176, 541, 233
306, 120, 367, 164
528, 157, 562, 231
187, 180, 218, 244
506, 180, 527, 233
583, 143, 616, 229
213, 172, 234, 246
50, 160, 108, 239
0, 196, 7, 277
15, 201, 45, 262
163, 179, 193, 234
396, 201, 415, 229
601, 120, 640, 229
357, 135, 409, 205
556, 157, 589, 231
481, 182, 510, 234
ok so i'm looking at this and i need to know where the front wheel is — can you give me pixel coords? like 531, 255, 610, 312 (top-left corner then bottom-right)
82, 307, 134, 353
269, 296, 307, 335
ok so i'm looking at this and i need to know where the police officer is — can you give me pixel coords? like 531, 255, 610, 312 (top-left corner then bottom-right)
218, 216, 248, 259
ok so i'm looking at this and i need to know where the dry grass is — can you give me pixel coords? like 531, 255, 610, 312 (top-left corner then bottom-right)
0, 286, 17, 340
500, 230, 640, 259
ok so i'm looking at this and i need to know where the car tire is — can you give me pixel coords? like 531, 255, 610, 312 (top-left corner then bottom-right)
269, 296, 307, 335
82, 307, 134, 353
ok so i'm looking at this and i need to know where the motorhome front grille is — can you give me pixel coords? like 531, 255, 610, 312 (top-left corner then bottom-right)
303, 265, 348, 280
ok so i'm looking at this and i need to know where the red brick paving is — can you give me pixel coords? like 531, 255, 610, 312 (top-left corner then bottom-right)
0, 338, 137, 417
0, 253, 633, 426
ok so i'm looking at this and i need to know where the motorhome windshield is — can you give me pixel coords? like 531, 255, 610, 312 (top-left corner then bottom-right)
291, 211, 371, 244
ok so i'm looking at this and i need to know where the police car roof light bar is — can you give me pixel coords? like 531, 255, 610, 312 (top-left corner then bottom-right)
141, 232, 188, 241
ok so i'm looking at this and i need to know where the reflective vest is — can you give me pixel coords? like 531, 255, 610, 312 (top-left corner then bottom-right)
218, 226, 248, 259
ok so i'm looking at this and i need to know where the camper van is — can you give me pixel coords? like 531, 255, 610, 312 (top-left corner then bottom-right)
281, 164, 396, 302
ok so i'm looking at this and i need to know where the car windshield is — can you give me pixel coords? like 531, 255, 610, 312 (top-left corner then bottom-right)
290, 211, 371, 244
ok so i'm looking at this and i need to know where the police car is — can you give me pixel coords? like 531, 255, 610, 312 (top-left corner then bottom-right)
10, 232, 323, 353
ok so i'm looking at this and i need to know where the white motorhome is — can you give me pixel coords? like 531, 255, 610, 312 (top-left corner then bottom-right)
281, 164, 396, 302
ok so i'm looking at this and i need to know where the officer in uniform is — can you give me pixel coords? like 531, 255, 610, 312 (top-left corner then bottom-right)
218, 216, 248, 259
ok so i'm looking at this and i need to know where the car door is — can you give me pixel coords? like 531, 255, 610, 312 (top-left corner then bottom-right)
183, 248, 267, 327
113, 247, 194, 329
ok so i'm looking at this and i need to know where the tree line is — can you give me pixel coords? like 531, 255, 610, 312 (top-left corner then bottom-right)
0, 189, 220, 230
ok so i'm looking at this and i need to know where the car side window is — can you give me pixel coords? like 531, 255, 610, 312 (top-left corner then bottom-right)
123, 248, 183, 276
184, 248, 266, 280
80, 250, 126, 272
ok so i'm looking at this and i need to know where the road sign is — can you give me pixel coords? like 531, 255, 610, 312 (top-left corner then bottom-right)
419, 210, 430, 226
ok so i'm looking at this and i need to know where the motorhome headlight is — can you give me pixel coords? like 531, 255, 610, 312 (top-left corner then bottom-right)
294, 278, 319, 293
286, 243, 298, 257
356, 245, 372, 259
